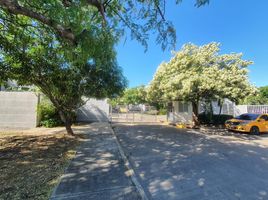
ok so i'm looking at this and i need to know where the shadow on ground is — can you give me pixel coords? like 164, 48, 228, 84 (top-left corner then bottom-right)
0, 129, 83, 200
50, 123, 141, 200
200, 126, 268, 141
113, 124, 268, 200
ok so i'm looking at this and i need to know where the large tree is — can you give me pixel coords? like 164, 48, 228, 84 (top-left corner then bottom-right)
0, 0, 209, 51
0, 0, 210, 134
148, 43, 256, 126
0, 11, 126, 135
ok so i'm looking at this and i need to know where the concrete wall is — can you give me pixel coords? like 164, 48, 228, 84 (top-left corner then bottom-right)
168, 101, 193, 124
234, 105, 248, 116
0, 92, 38, 129
199, 99, 235, 116
169, 99, 235, 124
76, 98, 110, 122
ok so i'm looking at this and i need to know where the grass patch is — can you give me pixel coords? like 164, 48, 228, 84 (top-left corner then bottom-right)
0, 129, 83, 200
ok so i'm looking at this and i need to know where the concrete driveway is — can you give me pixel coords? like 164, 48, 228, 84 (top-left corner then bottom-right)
113, 124, 268, 200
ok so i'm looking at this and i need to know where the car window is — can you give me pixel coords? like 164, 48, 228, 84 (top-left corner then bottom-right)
260, 115, 268, 121
235, 114, 260, 120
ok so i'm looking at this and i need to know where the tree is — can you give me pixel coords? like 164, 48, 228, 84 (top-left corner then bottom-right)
0, 12, 127, 135
241, 86, 268, 105
110, 85, 147, 105
0, 0, 209, 51
148, 42, 256, 126
0, 0, 209, 134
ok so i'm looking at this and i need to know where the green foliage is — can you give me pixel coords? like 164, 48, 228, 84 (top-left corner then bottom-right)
148, 42, 255, 125
111, 85, 147, 105
148, 42, 256, 104
198, 113, 233, 125
158, 108, 167, 115
0, 0, 209, 132
0, 10, 127, 134
261, 86, 268, 97
241, 86, 268, 105
0, 0, 209, 51
37, 100, 63, 128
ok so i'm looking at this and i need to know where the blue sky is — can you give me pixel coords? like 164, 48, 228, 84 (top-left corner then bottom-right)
116, 0, 268, 88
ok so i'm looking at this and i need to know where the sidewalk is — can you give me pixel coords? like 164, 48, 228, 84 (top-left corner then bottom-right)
50, 123, 142, 200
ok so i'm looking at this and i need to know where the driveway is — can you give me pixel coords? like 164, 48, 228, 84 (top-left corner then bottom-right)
113, 124, 268, 200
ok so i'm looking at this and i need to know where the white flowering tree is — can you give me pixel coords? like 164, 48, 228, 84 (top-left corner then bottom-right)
148, 42, 256, 126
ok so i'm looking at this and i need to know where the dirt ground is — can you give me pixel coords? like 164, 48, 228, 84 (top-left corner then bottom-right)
0, 126, 86, 200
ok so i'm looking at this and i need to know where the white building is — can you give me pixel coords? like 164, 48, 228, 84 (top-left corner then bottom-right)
167, 99, 235, 124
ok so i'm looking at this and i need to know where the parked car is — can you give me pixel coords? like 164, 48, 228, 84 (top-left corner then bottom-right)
225, 113, 268, 135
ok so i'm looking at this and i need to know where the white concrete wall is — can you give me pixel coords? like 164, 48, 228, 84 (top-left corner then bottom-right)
0, 85, 5, 91
234, 105, 248, 116
168, 101, 193, 124
76, 98, 110, 122
0, 92, 38, 128
169, 99, 236, 124
199, 99, 235, 115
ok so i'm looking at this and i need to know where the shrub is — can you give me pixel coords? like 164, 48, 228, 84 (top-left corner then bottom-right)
198, 113, 233, 125
145, 110, 158, 115
37, 100, 63, 128
158, 108, 167, 115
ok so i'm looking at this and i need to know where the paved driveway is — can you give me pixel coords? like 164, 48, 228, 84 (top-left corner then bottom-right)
113, 124, 268, 200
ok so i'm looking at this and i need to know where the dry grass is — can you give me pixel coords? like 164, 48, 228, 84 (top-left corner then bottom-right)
0, 128, 84, 200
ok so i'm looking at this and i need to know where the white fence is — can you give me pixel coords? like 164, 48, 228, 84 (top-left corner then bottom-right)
235, 105, 268, 116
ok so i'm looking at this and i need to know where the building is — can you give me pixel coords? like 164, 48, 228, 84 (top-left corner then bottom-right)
167, 99, 235, 124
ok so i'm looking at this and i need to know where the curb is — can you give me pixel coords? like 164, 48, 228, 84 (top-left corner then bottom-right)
110, 124, 149, 200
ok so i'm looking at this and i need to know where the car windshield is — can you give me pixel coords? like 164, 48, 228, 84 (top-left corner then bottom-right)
235, 114, 260, 120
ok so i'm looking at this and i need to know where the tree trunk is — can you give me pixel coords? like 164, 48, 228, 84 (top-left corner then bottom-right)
65, 119, 74, 135
209, 101, 213, 123
58, 110, 74, 135
218, 104, 223, 116
192, 101, 200, 128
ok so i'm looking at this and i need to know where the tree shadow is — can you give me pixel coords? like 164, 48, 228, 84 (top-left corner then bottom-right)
0, 129, 84, 200
113, 124, 268, 200
50, 123, 141, 200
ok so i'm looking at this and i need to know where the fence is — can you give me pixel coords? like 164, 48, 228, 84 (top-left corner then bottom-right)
109, 105, 167, 123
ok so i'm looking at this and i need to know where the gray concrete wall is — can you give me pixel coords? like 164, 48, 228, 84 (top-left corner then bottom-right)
76, 98, 110, 122
0, 92, 38, 129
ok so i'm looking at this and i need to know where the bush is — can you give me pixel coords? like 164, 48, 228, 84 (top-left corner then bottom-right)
145, 110, 158, 115
198, 113, 233, 125
37, 100, 63, 128
158, 108, 167, 115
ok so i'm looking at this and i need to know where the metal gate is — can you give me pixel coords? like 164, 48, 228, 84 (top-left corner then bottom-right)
109, 105, 166, 123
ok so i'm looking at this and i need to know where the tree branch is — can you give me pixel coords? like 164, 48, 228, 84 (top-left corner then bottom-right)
153, 0, 165, 21
0, 0, 76, 44
87, 0, 106, 23
62, 0, 107, 25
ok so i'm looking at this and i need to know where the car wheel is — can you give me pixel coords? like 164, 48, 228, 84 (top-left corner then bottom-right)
250, 126, 260, 135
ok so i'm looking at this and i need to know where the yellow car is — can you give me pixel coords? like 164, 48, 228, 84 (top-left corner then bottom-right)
225, 113, 268, 135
